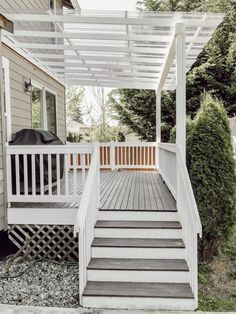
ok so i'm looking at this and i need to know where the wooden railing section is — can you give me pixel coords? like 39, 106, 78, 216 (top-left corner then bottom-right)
159, 142, 202, 306
68, 142, 157, 170
6, 144, 93, 204
74, 143, 100, 305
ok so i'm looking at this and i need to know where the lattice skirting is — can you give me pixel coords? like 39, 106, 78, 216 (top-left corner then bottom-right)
8, 225, 78, 261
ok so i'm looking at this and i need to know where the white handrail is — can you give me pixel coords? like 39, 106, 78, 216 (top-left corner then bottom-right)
159, 142, 202, 307
177, 148, 202, 236
74, 143, 100, 305
176, 148, 202, 307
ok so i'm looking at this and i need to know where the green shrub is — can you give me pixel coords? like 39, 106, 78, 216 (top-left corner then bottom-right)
187, 94, 236, 262
169, 117, 194, 143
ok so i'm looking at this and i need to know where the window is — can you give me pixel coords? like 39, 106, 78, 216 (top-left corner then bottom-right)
32, 86, 42, 130
46, 91, 57, 134
31, 82, 57, 134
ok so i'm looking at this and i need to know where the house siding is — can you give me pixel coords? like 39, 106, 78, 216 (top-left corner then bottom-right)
0, 44, 66, 231
0, 0, 49, 11
2, 44, 66, 140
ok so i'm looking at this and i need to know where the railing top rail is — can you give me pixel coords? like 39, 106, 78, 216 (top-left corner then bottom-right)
159, 142, 177, 153
74, 143, 99, 235
67, 141, 157, 146
6, 144, 93, 155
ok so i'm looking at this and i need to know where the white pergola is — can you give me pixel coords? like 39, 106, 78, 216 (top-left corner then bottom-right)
0, 9, 224, 158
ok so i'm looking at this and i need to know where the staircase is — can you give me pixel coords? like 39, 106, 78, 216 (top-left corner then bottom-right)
81, 209, 195, 310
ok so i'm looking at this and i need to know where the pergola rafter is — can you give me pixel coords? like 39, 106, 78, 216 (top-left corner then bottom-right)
1, 10, 223, 90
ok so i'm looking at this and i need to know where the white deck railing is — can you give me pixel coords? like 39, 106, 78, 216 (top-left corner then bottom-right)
6, 144, 93, 204
68, 142, 157, 170
159, 142, 202, 306
158, 143, 177, 198
74, 143, 100, 305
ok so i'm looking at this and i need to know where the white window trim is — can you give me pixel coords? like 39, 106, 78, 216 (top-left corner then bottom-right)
31, 80, 58, 135
2, 57, 11, 142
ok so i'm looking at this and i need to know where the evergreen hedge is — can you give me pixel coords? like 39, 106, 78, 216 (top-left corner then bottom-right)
187, 94, 236, 262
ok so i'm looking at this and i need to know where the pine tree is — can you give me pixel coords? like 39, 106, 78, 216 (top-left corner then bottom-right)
187, 94, 236, 261
111, 0, 236, 141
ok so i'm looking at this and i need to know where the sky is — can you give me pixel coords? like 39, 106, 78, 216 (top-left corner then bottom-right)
79, 0, 138, 11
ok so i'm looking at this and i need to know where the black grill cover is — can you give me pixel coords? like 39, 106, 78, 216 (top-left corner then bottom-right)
10, 129, 64, 194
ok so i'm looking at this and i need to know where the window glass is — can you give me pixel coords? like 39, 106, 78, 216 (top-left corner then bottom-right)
32, 87, 42, 129
46, 91, 57, 134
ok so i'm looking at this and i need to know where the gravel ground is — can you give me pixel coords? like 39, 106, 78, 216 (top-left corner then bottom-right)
0, 257, 80, 308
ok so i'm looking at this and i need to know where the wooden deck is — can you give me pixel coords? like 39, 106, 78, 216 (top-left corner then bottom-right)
12, 170, 176, 211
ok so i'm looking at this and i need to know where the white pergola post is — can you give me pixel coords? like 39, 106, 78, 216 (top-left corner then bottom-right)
175, 22, 186, 162
156, 90, 161, 143
175, 22, 186, 213
155, 90, 161, 169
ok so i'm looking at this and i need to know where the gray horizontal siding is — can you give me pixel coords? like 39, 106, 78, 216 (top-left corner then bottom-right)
2, 44, 66, 141
0, 0, 49, 10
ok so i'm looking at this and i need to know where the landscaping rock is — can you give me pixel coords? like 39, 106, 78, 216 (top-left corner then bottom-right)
0, 258, 79, 307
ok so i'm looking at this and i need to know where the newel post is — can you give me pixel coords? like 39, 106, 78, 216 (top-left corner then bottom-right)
175, 22, 186, 209
110, 141, 115, 171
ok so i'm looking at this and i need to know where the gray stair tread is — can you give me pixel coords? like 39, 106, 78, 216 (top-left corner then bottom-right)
92, 238, 185, 248
99, 209, 177, 212
88, 258, 189, 271
95, 220, 181, 229
83, 281, 194, 299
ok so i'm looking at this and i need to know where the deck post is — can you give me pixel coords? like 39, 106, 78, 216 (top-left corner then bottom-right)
110, 141, 115, 171
175, 22, 186, 218
175, 21, 186, 216
0, 16, 13, 231
155, 90, 161, 169
175, 22, 186, 162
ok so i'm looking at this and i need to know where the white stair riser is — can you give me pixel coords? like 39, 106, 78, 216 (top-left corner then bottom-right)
92, 247, 185, 259
98, 211, 179, 221
95, 228, 182, 239
82, 296, 195, 310
87, 269, 190, 283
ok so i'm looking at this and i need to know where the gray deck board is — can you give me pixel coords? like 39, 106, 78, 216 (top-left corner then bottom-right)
12, 170, 176, 211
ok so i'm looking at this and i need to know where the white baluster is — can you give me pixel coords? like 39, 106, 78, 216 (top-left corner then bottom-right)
56, 154, 61, 195
31, 154, 36, 196
48, 154, 52, 195
15, 154, 20, 196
